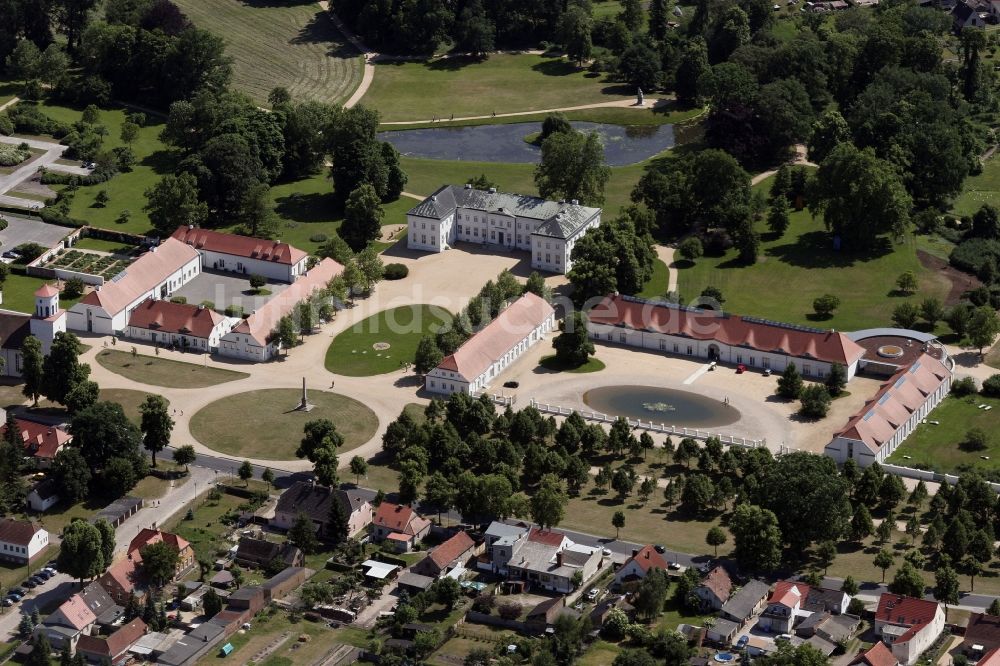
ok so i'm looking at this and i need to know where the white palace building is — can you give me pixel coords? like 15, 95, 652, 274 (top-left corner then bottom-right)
406, 185, 602, 274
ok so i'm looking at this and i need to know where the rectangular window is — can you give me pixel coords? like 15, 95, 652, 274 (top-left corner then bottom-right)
673, 343, 679, 353
607, 333, 612, 341
736, 355, 743, 364
545, 254, 550, 262
659, 339, 666, 350
421, 223, 426, 230
687, 346, 693, 355
619, 333, 626, 343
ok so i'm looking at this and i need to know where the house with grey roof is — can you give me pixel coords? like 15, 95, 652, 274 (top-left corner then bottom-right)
720, 580, 770, 626
406, 184, 602, 274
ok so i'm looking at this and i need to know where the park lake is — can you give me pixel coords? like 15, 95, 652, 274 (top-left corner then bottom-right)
378, 121, 677, 166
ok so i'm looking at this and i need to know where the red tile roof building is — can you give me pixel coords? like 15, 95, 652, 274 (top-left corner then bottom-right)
425, 292, 555, 395
172, 226, 308, 283
874, 594, 945, 665
826, 353, 952, 468
615, 545, 670, 588
412, 531, 475, 578
68, 238, 202, 335
1, 418, 70, 463
694, 565, 733, 611
850, 641, 900, 666
587, 294, 865, 380
0, 518, 48, 564
126, 299, 235, 351
128, 528, 195, 580
76, 618, 147, 663
371, 503, 431, 552
97, 555, 143, 603
218, 257, 344, 362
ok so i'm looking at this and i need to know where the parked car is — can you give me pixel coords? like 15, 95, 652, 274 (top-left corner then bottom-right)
35, 571, 51, 580
586, 589, 599, 601
737, 636, 749, 649
10, 587, 26, 596
776, 634, 792, 642
2, 251, 20, 259
22, 580, 36, 589
2, 598, 14, 607
654, 544, 666, 554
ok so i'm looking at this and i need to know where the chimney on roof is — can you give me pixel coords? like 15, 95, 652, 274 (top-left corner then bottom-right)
645, 550, 650, 559
632, 549, 639, 557
556, 552, 563, 567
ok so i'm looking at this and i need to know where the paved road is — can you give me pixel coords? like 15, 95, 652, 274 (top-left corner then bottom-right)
0, 213, 74, 249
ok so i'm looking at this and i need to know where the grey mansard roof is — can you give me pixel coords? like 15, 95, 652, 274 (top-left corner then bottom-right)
408, 185, 600, 239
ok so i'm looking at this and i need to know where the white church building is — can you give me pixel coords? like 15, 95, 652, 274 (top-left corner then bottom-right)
406, 185, 602, 274
0, 283, 67, 376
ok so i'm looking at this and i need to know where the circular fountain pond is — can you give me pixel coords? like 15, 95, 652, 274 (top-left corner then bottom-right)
582, 385, 741, 428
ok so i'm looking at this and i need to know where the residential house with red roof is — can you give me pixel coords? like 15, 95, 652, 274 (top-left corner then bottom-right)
615, 545, 669, 588
505, 528, 603, 594
76, 618, 147, 663
172, 226, 309, 283
760, 581, 810, 633
826, 354, 952, 467
850, 639, 900, 666
961, 613, 1000, 659
694, 565, 733, 611
587, 294, 866, 381
425, 292, 555, 395
128, 528, 195, 580
217, 257, 344, 362
37, 594, 98, 651
126, 299, 236, 352
97, 555, 143, 604
979, 647, 1000, 666
874, 594, 945, 665
371, 503, 432, 552
0, 518, 48, 564
2, 417, 70, 467
412, 531, 476, 578
67, 238, 201, 335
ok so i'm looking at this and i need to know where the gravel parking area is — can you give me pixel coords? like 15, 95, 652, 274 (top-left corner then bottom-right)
173, 270, 290, 312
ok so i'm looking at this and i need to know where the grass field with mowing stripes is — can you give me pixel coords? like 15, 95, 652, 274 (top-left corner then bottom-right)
363, 53, 633, 122
171, 0, 363, 106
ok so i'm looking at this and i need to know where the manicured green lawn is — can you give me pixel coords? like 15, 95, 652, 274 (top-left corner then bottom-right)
676, 173, 951, 331
73, 237, 137, 253
1, 273, 81, 314
952, 153, 1000, 217
578, 641, 623, 666
190, 388, 378, 460
0, 80, 18, 105
326, 305, 452, 376
539, 355, 607, 373
96, 349, 250, 388
101, 388, 163, 424
638, 258, 670, 299
35, 101, 174, 235
887, 394, 1000, 474
253, 173, 415, 254
399, 156, 645, 217
171, 0, 362, 106
363, 53, 633, 122
164, 490, 248, 564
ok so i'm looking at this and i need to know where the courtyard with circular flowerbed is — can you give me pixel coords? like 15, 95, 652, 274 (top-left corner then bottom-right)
325, 304, 452, 377
189, 389, 378, 460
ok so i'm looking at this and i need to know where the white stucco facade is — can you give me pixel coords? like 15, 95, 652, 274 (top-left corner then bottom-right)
406, 185, 601, 275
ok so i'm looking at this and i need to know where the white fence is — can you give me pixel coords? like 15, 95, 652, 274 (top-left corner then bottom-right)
881, 463, 1000, 492
529, 399, 766, 448
474, 391, 516, 407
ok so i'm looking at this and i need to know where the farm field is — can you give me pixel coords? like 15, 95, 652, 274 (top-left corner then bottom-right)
171, 0, 363, 106
363, 54, 633, 122
676, 174, 951, 332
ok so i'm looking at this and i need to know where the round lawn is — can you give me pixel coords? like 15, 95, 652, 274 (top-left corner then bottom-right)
190, 389, 378, 461
539, 355, 606, 374
326, 304, 452, 376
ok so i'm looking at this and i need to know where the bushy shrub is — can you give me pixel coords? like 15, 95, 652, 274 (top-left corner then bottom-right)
309, 234, 328, 243
6, 105, 71, 137
383, 263, 408, 280
471, 594, 495, 614
200, 300, 215, 310
224, 304, 244, 318
0, 115, 13, 136
169, 296, 187, 304
63, 278, 85, 299
15, 243, 45, 263
0, 144, 30, 167
952, 376, 978, 397
497, 601, 522, 620
982, 374, 1000, 398
950, 237, 1000, 281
